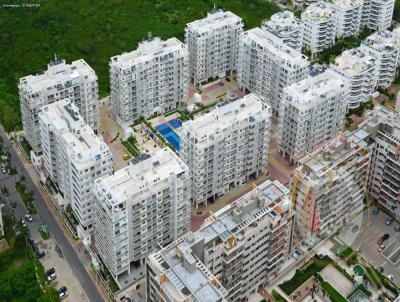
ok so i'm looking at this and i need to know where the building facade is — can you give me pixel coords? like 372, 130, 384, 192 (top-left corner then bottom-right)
361, 30, 400, 88
147, 180, 292, 302
301, 1, 337, 56
278, 70, 350, 163
291, 132, 371, 245
362, 0, 395, 31
180, 94, 271, 208
261, 11, 302, 51
93, 149, 191, 286
110, 37, 189, 128
19, 58, 99, 155
330, 47, 378, 109
238, 28, 309, 113
185, 10, 243, 86
39, 99, 112, 229
329, 0, 363, 38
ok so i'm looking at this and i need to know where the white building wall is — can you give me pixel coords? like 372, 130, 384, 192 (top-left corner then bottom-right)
110, 37, 189, 128
329, 0, 363, 38
238, 28, 309, 113
185, 10, 244, 86
362, 0, 395, 31
19, 59, 99, 155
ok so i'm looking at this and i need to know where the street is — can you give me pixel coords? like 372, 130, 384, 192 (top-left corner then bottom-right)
0, 129, 106, 302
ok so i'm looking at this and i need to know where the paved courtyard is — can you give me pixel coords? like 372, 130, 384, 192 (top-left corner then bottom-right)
339, 208, 400, 286
320, 264, 353, 297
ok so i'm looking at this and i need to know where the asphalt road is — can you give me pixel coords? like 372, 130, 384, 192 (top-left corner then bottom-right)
0, 130, 105, 302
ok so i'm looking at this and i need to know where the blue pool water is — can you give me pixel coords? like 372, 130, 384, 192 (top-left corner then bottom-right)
156, 121, 181, 151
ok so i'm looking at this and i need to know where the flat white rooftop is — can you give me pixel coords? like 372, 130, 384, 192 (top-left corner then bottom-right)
362, 30, 400, 52
331, 47, 375, 76
110, 37, 185, 69
186, 9, 242, 34
331, 0, 363, 10
262, 11, 300, 33
302, 1, 336, 22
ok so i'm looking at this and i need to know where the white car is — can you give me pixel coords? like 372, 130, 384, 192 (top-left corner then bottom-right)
47, 272, 57, 282
24, 214, 33, 222
378, 245, 385, 253
388, 274, 394, 282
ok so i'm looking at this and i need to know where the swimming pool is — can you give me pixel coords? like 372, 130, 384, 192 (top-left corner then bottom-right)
155, 121, 181, 151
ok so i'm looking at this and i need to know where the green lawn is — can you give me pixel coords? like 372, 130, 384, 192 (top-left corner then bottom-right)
279, 256, 333, 295
321, 282, 348, 302
0, 0, 279, 131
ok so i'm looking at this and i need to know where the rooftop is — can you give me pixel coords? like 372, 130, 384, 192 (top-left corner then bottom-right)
186, 9, 242, 34
19, 59, 95, 93
331, 47, 375, 76
262, 11, 300, 33
94, 148, 188, 213
330, 0, 363, 10
110, 37, 186, 69
362, 30, 400, 53
302, 1, 336, 22
284, 69, 348, 110
182, 94, 270, 147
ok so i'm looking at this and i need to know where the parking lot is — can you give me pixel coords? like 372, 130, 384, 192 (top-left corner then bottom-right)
339, 208, 400, 286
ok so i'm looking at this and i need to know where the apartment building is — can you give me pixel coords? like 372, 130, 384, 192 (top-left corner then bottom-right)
329, 0, 364, 38
180, 94, 271, 209
362, 0, 395, 31
360, 30, 400, 88
19, 58, 99, 155
185, 10, 243, 86
39, 99, 112, 229
291, 131, 371, 245
278, 70, 350, 163
238, 28, 309, 113
110, 37, 189, 128
261, 11, 302, 51
330, 47, 377, 109
301, 1, 337, 56
147, 180, 292, 302
365, 107, 400, 218
93, 149, 191, 286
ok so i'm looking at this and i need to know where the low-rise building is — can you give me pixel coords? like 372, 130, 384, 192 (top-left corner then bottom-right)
110, 37, 189, 128
19, 58, 99, 155
180, 94, 271, 208
361, 30, 400, 88
261, 11, 302, 51
291, 131, 371, 245
238, 28, 309, 113
330, 47, 377, 109
147, 180, 292, 302
93, 148, 190, 286
185, 9, 244, 86
362, 0, 395, 31
278, 70, 350, 163
329, 0, 364, 38
39, 99, 112, 230
301, 1, 337, 56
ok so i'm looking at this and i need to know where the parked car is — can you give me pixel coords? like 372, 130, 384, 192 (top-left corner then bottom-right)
1, 167, 6, 174
388, 274, 394, 282
36, 250, 45, 259
395, 225, 400, 232
378, 266, 384, 274
58, 287, 68, 300
46, 268, 56, 282
382, 233, 390, 241
377, 237, 384, 245
385, 217, 394, 225
372, 208, 380, 215
24, 214, 33, 222
379, 245, 385, 253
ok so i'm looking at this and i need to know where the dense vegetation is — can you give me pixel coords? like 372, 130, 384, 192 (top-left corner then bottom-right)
0, 215, 59, 301
0, 0, 279, 131
394, 0, 400, 22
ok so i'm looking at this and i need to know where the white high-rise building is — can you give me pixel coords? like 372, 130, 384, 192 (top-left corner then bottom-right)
147, 180, 292, 302
185, 10, 243, 86
301, 1, 337, 56
330, 47, 378, 109
261, 11, 302, 51
238, 28, 309, 113
39, 99, 112, 229
93, 148, 191, 286
110, 37, 189, 128
329, 0, 364, 38
361, 30, 400, 88
278, 70, 349, 163
180, 94, 271, 209
362, 0, 395, 31
19, 59, 99, 155
291, 131, 371, 245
